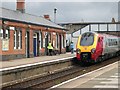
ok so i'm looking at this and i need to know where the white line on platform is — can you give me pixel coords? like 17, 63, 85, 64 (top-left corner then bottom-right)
93, 85, 118, 88
110, 76, 119, 78
0, 56, 74, 72
107, 78, 118, 80
91, 78, 107, 81
92, 78, 118, 81
49, 61, 118, 89
115, 73, 118, 75
100, 81, 118, 84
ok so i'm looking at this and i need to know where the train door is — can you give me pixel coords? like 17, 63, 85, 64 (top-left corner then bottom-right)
97, 37, 103, 55
33, 33, 37, 57
25, 31, 30, 58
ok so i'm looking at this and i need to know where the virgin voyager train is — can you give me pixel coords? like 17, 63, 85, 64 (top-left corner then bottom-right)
76, 32, 120, 63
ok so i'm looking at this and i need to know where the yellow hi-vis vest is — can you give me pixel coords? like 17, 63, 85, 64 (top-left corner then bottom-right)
47, 43, 53, 49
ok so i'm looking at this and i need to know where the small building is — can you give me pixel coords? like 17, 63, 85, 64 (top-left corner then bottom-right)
0, 1, 66, 60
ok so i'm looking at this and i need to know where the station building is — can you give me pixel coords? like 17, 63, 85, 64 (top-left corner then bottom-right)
0, 1, 66, 60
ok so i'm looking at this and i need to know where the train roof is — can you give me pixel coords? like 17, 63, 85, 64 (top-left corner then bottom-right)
81, 31, 119, 38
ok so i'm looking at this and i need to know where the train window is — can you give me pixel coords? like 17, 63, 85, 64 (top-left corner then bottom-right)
80, 33, 94, 46
115, 41, 117, 45
108, 39, 111, 46
108, 39, 118, 46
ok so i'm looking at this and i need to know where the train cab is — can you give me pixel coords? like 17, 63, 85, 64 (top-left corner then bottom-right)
76, 32, 103, 63
76, 31, 120, 63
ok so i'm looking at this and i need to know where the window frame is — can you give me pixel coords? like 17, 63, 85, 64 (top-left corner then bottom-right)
14, 27, 22, 50
0, 28, 3, 39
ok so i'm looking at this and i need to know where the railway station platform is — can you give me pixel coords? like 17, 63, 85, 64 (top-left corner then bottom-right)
0, 53, 75, 69
50, 61, 119, 89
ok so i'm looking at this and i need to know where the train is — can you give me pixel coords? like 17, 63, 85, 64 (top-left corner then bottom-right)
76, 32, 120, 63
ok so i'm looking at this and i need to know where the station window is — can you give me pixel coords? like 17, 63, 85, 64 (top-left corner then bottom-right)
64, 35, 66, 48
56, 33, 59, 48
5, 29, 10, 39
18, 31, 22, 49
53, 40, 55, 47
43, 32, 45, 48
61, 34, 66, 48
14, 27, 22, 49
41, 32, 43, 48
56, 33, 58, 48
0, 26, 10, 39
48, 33, 51, 42
0, 29, 3, 39
14, 30, 17, 49
61, 35, 64, 48
39, 31, 42, 49
62, 35, 65, 48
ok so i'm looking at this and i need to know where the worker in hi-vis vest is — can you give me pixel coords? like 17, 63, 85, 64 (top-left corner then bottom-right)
47, 42, 53, 56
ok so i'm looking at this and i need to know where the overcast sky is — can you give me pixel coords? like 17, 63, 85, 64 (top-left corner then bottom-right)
1, 0, 119, 23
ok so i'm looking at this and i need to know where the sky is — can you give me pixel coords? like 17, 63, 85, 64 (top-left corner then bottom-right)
118, 1, 120, 33
0, 0, 119, 23
1, 0, 120, 47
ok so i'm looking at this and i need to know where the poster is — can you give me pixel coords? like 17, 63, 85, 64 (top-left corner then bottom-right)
2, 39, 9, 51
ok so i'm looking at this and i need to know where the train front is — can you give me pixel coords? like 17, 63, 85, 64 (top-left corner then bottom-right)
76, 32, 100, 63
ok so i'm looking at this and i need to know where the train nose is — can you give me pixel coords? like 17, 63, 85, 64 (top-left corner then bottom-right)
81, 52, 91, 60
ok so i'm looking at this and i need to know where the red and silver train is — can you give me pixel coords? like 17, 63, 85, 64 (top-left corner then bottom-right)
76, 32, 120, 63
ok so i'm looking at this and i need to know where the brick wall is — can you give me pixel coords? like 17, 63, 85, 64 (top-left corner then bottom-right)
0, 20, 66, 60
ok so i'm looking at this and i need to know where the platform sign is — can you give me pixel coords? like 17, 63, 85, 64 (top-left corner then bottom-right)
2, 39, 9, 51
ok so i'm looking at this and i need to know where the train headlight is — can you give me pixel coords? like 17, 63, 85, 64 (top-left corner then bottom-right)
76, 48, 81, 54
91, 48, 96, 54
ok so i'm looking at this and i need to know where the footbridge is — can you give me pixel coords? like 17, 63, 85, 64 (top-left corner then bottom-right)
59, 22, 120, 37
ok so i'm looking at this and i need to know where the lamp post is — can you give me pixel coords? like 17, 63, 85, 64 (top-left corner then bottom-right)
54, 8, 57, 23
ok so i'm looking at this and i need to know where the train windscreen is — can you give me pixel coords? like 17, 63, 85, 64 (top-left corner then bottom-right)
80, 32, 94, 46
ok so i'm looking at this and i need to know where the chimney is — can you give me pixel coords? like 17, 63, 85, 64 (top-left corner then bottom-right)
16, 0, 25, 13
44, 15, 50, 21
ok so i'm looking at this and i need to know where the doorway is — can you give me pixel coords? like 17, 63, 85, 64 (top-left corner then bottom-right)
59, 34, 62, 54
33, 33, 37, 57
25, 31, 30, 58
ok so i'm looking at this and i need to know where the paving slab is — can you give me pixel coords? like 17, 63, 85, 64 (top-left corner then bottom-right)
0, 53, 75, 68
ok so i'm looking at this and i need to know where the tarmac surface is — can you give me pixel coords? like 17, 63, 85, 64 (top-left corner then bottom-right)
0, 53, 75, 69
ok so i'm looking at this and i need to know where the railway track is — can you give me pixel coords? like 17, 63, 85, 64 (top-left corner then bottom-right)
2, 56, 119, 90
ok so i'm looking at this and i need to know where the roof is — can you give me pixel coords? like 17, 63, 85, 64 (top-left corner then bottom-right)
0, 7, 65, 30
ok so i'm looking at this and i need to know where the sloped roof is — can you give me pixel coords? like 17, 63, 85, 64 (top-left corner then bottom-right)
0, 7, 65, 30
